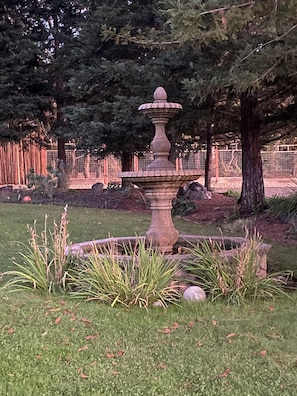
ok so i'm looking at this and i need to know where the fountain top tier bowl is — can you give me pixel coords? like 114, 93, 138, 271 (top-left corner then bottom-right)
137, 86, 182, 120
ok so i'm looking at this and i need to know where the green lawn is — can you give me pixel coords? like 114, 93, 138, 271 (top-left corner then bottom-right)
0, 203, 297, 395
0, 293, 296, 395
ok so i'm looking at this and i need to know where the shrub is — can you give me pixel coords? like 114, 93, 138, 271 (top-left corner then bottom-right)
172, 196, 197, 216
223, 189, 240, 200
68, 239, 180, 308
1, 206, 73, 294
27, 166, 59, 199
183, 231, 292, 305
268, 193, 297, 230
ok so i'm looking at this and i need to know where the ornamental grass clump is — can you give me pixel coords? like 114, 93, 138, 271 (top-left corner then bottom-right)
268, 193, 297, 232
69, 239, 180, 308
1, 206, 73, 294
183, 231, 292, 305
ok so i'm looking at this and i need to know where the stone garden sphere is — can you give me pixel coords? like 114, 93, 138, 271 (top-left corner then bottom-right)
183, 286, 207, 302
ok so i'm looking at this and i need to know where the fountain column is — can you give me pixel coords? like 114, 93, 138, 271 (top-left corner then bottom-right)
120, 87, 201, 253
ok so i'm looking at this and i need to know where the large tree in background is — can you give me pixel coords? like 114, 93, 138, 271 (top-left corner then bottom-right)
32, 0, 88, 170
0, 0, 88, 168
164, 0, 297, 214
0, 1, 52, 143
63, 0, 161, 172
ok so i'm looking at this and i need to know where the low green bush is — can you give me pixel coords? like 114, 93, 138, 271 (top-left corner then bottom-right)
268, 193, 297, 221
172, 196, 197, 216
68, 239, 180, 308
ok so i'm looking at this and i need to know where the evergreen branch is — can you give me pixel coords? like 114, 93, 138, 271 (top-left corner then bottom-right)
252, 61, 279, 85
288, 71, 297, 77
198, 1, 255, 17
102, 2, 255, 48
240, 24, 297, 63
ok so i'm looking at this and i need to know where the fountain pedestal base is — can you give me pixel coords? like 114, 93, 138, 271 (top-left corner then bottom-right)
120, 171, 201, 253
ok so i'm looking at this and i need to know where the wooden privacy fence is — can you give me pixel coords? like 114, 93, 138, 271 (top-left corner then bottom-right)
1, 144, 297, 186
0, 142, 47, 185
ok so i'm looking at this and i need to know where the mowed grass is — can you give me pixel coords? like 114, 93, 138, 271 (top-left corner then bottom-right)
0, 203, 218, 272
0, 293, 297, 395
0, 203, 297, 395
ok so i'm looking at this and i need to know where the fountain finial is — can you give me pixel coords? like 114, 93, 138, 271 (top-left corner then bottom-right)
154, 87, 167, 102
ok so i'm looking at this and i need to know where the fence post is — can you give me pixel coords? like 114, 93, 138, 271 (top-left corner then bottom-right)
134, 155, 139, 171
215, 145, 219, 182
103, 158, 108, 185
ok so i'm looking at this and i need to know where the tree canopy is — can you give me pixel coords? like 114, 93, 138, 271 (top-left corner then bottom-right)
1, 0, 297, 212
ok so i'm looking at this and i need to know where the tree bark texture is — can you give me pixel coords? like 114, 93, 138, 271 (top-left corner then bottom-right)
239, 91, 266, 214
121, 151, 134, 188
204, 122, 213, 190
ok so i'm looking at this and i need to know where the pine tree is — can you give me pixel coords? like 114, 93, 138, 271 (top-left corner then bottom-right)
165, 0, 297, 214
63, 0, 162, 173
0, 1, 52, 143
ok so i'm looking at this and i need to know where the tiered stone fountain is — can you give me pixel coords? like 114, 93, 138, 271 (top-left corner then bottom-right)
69, 87, 270, 277
119, 86, 201, 253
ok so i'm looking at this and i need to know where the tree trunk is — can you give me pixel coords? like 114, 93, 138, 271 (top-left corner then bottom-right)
83, 153, 91, 178
239, 91, 266, 215
204, 122, 213, 190
121, 151, 133, 188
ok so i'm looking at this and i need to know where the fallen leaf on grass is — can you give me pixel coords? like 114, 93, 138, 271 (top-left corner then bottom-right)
78, 368, 89, 379
117, 350, 125, 356
226, 333, 236, 339
171, 322, 179, 330
2, 325, 14, 334
155, 363, 167, 369
212, 320, 217, 326
260, 350, 267, 356
77, 345, 89, 352
48, 308, 61, 312
106, 353, 115, 358
265, 333, 282, 339
219, 368, 231, 378
55, 316, 61, 324
81, 317, 92, 325
85, 334, 98, 340
188, 321, 195, 329
158, 327, 171, 334
36, 355, 42, 359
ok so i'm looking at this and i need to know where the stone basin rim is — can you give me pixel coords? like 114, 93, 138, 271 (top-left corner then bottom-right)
119, 170, 202, 181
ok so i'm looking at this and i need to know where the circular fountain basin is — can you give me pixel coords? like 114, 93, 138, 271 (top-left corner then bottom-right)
68, 234, 271, 278
119, 169, 201, 184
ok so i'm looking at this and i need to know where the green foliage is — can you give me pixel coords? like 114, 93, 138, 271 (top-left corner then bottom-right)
0, 293, 297, 395
223, 189, 240, 200
1, 206, 73, 294
172, 196, 197, 216
267, 193, 297, 233
69, 239, 180, 308
183, 232, 292, 305
27, 167, 59, 198
268, 193, 297, 222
